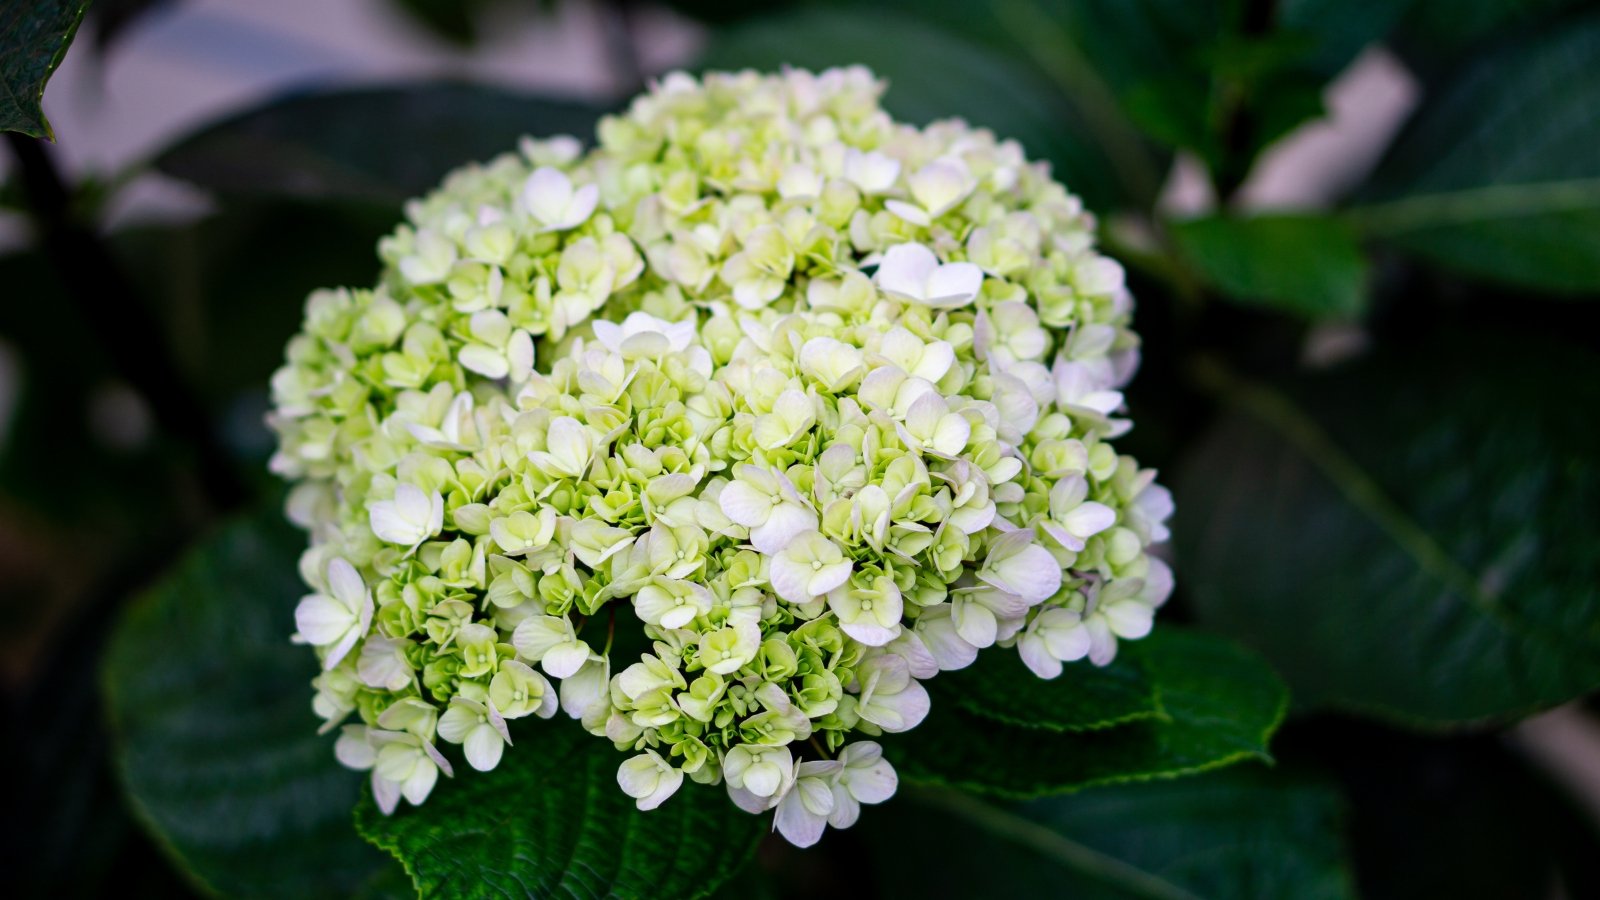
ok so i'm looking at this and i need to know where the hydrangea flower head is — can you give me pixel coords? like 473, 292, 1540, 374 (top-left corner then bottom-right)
270, 67, 1173, 846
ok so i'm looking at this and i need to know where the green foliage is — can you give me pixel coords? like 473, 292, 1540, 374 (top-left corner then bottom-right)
936, 648, 1159, 732
154, 84, 609, 207
1170, 214, 1367, 317
866, 767, 1354, 900
888, 628, 1288, 798
354, 719, 765, 900
1392, 0, 1588, 77
1177, 335, 1600, 725
1356, 12, 1600, 292
0, 0, 89, 139
102, 513, 400, 897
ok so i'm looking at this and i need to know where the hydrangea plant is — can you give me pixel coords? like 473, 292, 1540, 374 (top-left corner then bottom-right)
271, 67, 1173, 847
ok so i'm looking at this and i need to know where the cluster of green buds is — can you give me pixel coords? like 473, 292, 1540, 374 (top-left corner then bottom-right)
273, 67, 1173, 846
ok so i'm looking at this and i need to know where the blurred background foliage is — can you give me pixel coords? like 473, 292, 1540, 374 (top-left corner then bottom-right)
5, 0, 1600, 897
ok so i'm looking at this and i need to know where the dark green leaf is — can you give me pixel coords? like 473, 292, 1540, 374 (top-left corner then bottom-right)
103, 513, 400, 897
886, 627, 1288, 798
1355, 13, 1600, 292
153, 83, 609, 207
1391, 0, 1585, 79
936, 648, 1160, 733
1279, 0, 1414, 76
867, 767, 1354, 900
0, 0, 89, 139
697, 6, 1149, 214
1177, 334, 1600, 725
1171, 214, 1368, 318
355, 718, 765, 900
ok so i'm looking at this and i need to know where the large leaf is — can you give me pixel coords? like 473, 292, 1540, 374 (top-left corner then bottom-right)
697, 6, 1146, 214
1279, 0, 1415, 77
355, 718, 765, 900
1390, 0, 1586, 79
0, 0, 88, 139
1354, 14, 1600, 292
1170, 214, 1368, 318
885, 627, 1288, 798
1177, 335, 1600, 726
936, 648, 1160, 732
153, 83, 609, 207
865, 767, 1353, 900
113, 201, 396, 416
102, 513, 399, 897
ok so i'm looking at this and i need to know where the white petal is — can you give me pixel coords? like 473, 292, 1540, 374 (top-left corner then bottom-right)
912, 340, 955, 382
767, 554, 814, 604
1086, 616, 1118, 666
931, 414, 971, 456
904, 391, 944, 438
1143, 557, 1175, 607
295, 594, 353, 647
883, 199, 931, 227
437, 705, 476, 744
542, 642, 592, 679
840, 620, 900, 647
727, 783, 776, 815
917, 611, 979, 671
775, 791, 829, 847
1018, 632, 1064, 679
372, 773, 401, 815
1043, 623, 1092, 663
886, 631, 939, 679
990, 542, 1062, 604
923, 262, 983, 307
807, 559, 853, 598
460, 344, 510, 379
861, 679, 930, 732
1104, 601, 1154, 639
369, 502, 420, 546
401, 763, 438, 806
524, 166, 574, 225
560, 659, 608, 718
334, 728, 376, 770
326, 559, 365, 610
910, 157, 973, 215
952, 599, 998, 648
324, 624, 363, 672
840, 746, 897, 803
463, 726, 505, 771
565, 183, 600, 229
875, 243, 937, 301
591, 319, 624, 353
640, 767, 684, 811
1064, 501, 1116, 539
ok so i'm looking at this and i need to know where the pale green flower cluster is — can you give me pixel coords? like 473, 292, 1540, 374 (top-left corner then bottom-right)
272, 67, 1172, 846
